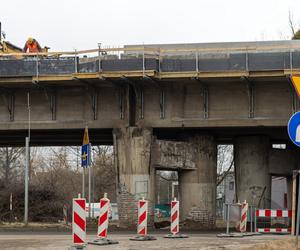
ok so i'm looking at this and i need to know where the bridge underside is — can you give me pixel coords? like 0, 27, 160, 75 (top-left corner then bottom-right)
0, 126, 291, 147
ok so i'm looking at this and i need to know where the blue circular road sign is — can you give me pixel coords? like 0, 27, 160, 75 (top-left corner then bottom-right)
288, 111, 300, 147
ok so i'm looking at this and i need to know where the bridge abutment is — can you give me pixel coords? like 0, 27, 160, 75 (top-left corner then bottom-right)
113, 127, 155, 228
235, 136, 271, 208
179, 135, 217, 228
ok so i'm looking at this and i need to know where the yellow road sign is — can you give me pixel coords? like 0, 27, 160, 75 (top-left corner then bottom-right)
291, 75, 300, 98
82, 126, 90, 145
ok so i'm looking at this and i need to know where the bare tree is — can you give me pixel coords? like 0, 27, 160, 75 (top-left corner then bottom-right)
217, 145, 234, 186
289, 10, 296, 37
0, 147, 24, 184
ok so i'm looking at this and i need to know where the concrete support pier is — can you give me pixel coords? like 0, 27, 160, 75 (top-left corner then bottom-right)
113, 127, 155, 228
179, 135, 217, 228
235, 136, 271, 208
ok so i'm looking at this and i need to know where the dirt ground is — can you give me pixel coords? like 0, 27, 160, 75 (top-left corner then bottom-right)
0, 232, 296, 250
246, 237, 296, 250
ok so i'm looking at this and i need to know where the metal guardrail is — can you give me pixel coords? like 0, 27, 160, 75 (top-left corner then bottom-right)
0, 43, 300, 78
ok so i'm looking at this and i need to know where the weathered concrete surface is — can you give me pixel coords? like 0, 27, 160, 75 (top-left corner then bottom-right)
269, 148, 296, 175
179, 135, 217, 228
151, 139, 196, 170
0, 78, 294, 132
235, 136, 271, 208
113, 127, 155, 228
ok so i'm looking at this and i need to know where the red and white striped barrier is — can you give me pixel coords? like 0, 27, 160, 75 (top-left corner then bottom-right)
130, 198, 156, 241
256, 209, 292, 218
72, 196, 86, 245
63, 204, 67, 225
97, 193, 110, 238
88, 193, 118, 246
164, 198, 188, 239
170, 198, 179, 234
240, 201, 248, 232
256, 228, 291, 233
255, 209, 292, 233
138, 198, 148, 236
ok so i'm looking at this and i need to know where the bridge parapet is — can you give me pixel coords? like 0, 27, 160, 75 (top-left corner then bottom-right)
1, 41, 300, 80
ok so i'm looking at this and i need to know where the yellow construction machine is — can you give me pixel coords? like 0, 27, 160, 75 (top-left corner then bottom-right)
0, 22, 49, 57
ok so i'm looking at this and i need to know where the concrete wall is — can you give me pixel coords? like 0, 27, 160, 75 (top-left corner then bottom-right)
151, 139, 196, 170
235, 136, 271, 208
136, 79, 293, 128
0, 78, 294, 131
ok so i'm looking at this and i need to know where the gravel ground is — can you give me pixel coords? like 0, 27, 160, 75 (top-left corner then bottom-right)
0, 232, 293, 250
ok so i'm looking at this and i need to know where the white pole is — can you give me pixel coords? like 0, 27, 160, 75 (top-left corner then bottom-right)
82, 168, 85, 198
24, 137, 29, 225
88, 166, 91, 219
296, 174, 300, 247
88, 144, 92, 219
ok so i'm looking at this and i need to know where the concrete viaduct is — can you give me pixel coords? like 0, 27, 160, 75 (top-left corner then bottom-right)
1, 40, 300, 228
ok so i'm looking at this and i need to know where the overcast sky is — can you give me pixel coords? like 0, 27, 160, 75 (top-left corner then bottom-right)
1, 0, 300, 51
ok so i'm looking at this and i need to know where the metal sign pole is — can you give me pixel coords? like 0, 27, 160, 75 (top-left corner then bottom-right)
254, 208, 257, 233
88, 166, 91, 219
24, 137, 29, 225
250, 206, 253, 233
88, 144, 92, 219
82, 168, 85, 198
226, 204, 230, 235
296, 174, 300, 247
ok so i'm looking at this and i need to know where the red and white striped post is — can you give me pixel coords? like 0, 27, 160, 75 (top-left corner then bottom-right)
88, 193, 118, 246
170, 198, 179, 235
130, 197, 156, 241
98, 193, 110, 238
164, 198, 188, 238
138, 198, 148, 236
240, 200, 248, 233
63, 204, 68, 225
72, 195, 86, 247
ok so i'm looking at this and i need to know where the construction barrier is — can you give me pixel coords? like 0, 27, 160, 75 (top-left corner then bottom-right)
88, 193, 118, 246
130, 198, 156, 241
239, 201, 248, 233
255, 209, 292, 233
63, 204, 68, 225
71, 196, 86, 249
164, 198, 188, 238
217, 202, 258, 238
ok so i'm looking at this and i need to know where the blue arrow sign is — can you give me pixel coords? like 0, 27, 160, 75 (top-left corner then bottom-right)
288, 111, 300, 147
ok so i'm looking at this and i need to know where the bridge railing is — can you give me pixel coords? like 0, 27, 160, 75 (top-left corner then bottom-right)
0, 44, 300, 78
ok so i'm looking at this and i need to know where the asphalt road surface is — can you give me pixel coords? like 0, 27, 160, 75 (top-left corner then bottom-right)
0, 232, 291, 250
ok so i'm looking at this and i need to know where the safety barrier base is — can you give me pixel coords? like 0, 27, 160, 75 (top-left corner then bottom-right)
88, 238, 119, 245
217, 233, 244, 238
69, 245, 86, 250
130, 235, 157, 241
164, 233, 189, 239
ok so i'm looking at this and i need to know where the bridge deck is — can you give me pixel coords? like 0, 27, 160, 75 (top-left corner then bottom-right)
1, 41, 300, 82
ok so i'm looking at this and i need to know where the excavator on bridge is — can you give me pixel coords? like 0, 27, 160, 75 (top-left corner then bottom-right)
0, 22, 49, 57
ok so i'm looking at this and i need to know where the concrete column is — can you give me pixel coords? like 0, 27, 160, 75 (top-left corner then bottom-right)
113, 127, 155, 228
179, 135, 217, 228
235, 136, 271, 208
